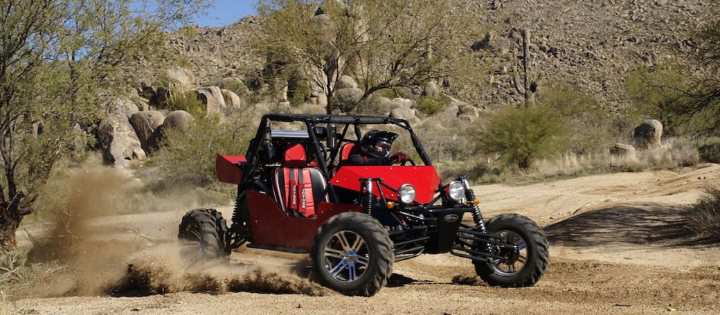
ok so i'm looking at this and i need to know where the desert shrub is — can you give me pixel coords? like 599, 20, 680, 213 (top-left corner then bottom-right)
538, 82, 613, 154
376, 89, 396, 99
0, 248, 65, 299
624, 63, 712, 136
168, 90, 206, 118
220, 78, 249, 98
150, 114, 254, 188
685, 188, 720, 237
698, 137, 720, 163
356, 94, 391, 115
532, 137, 699, 178
416, 95, 449, 116
478, 105, 569, 168
288, 78, 311, 106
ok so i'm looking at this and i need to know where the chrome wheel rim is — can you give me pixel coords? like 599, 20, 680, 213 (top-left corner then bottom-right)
490, 230, 527, 276
323, 230, 370, 282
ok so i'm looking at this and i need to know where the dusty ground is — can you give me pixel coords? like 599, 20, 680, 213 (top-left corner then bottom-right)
6, 164, 720, 314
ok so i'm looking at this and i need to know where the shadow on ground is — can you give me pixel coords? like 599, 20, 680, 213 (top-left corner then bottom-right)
544, 203, 719, 247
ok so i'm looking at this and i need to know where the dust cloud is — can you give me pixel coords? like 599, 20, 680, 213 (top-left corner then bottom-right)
18, 160, 324, 298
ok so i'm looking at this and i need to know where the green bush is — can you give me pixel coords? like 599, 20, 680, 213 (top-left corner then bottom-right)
416, 95, 449, 116
538, 82, 611, 154
220, 78, 248, 98
685, 187, 720, 238
168, 90, 206, 118
288, 78, 311, 106
624, 63, 703, 136
150, 114, 253, 188
478, 105, 569, 168
699, 137, 720, 163
356, 94, 391, 115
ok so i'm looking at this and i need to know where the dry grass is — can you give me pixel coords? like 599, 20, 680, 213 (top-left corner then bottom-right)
533, 138, 699, 179
685, 188, 720, 237
0, 248, 67, 300
438, 138, 701, 184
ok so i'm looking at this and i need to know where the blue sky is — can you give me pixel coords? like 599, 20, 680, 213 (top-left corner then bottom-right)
195, 0, 257, 26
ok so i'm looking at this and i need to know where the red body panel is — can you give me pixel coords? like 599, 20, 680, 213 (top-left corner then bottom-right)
216, 155, 246, 184
330, 166, 440, 204
246, 190, 361, 250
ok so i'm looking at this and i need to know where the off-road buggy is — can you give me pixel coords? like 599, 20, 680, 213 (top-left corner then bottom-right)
178, 114, 548, 296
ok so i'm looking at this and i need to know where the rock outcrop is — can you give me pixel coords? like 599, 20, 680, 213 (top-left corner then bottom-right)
196, 86, 227, 114
129, 111, 165, 152
633, 119, 663, 149
97, 98, 145, 166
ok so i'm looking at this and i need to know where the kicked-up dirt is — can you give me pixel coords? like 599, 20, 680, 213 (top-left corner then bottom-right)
6, 164, 720, 314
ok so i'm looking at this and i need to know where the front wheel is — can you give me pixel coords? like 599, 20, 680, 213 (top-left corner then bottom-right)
311, 212, 394, 296
474, 214, 549, 287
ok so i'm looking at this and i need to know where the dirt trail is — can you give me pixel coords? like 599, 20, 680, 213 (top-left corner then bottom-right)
8, 165, 720, 314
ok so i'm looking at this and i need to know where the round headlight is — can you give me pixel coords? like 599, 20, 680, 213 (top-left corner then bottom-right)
447, 181, 466, 202
398, 184, 416, 204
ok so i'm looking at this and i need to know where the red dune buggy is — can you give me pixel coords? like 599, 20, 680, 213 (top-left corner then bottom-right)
178, 114, 548, 296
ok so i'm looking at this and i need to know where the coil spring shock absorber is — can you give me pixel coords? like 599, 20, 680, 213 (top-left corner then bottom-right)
362, 178, 374, 216
462, 177, 487, 233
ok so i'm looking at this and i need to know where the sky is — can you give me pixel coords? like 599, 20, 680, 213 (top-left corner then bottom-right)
195, 0, 258, 26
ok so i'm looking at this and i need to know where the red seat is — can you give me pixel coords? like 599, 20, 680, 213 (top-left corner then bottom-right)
339, 143, 356, 165
272, 144, 328, 217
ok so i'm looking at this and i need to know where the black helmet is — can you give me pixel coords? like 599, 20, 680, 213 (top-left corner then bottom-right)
360, 130, 398, 158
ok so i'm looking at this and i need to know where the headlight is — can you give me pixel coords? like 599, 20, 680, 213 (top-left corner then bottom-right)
398, 184, 416, 204
447, 181, 466, 202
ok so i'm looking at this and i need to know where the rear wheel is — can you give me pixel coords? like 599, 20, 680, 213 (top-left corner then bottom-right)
474, 214, 549, 287
178, 208, 229, 262
311, 212, 394, 296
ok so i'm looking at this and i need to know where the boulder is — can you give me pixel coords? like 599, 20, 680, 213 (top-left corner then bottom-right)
471, 32, 494, 51
610, 143, 637, 160
155, 86, 170, 108
458, 104, 479, 122
337, 75, 359, 89
221, 89, 243, 108
274, 79, 289, 103
145, 110, 194, 153
97, 98, 143, 167
335, 88, 364, 112
309, 91, 328, 108
166, 68, 194, 90
633, 119, 663, 148
139, 82, 155, 100
390, 107, 419, 123
438, 104, 460, 121
163, 110, 194, 131
389, 98, 415, 110
129, 111, 165, 151
422, 81, 440, 97
196, 86, 227, 114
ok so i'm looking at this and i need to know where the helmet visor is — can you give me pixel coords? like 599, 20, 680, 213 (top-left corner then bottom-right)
373, 140, 391, 156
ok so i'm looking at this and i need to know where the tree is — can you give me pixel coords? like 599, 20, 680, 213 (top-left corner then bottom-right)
655, 2, 720, 136
478, 105, 568, 169
0, 0, 210, 249
253, 0, 482, 114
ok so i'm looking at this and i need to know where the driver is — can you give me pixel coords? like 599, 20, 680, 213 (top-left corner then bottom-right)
347, 130, 409, 166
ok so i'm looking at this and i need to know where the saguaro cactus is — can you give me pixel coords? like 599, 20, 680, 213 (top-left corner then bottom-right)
511, 29, 541, 107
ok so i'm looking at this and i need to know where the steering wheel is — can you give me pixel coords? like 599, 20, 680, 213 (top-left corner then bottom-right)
400, 158, 416, 166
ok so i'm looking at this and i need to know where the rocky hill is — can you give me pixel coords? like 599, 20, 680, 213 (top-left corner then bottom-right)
467, 0, 711, 111
161, 0, 711, 111
97, 0, 712, 167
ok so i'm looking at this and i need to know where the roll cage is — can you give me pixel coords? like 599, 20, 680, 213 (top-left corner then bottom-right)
242, 114, 434, 204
